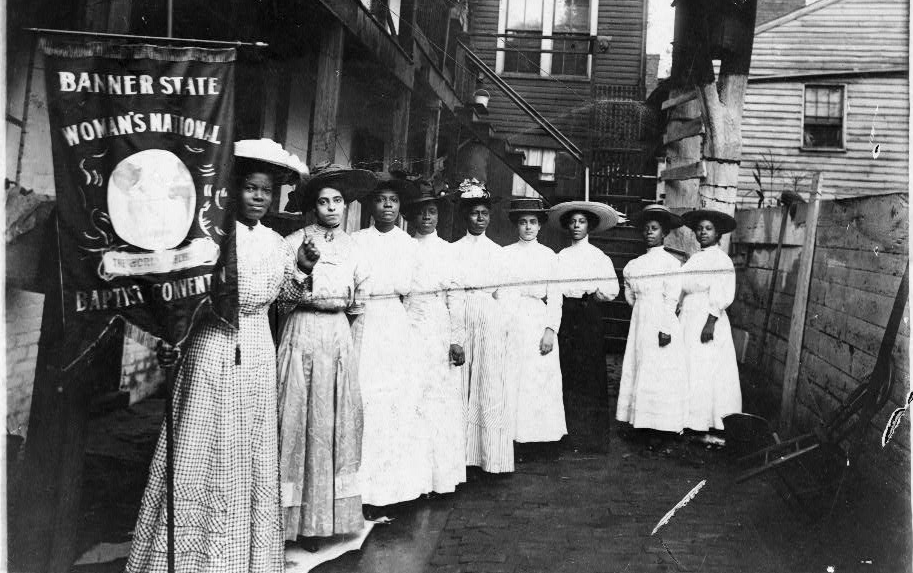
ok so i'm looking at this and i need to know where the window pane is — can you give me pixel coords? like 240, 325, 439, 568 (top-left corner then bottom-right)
553, 0, 589, 32
803, 85, 844, 148
504, 35, 541, 73
507, 0, 543, 30
551, 37, 587, 75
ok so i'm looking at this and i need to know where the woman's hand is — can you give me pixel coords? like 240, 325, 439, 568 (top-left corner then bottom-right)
700, 315, 717, 343
155, 341, 181, 367
297, 236, 320, 274
658, 332, 671, 347
450, 344, 465, 366
540, 328, 556, 355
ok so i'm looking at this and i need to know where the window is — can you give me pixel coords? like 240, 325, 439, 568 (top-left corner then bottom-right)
504, 0, 545, 74
803, 85, 845, 149
512, 146, 556, 197
551, 0, 590, 76
498, 0, 594, 77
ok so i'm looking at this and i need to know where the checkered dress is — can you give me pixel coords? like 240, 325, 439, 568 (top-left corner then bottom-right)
127, 222, 306, 573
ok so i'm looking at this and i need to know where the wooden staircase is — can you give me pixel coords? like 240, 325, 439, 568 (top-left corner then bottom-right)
452, 103, 559, 203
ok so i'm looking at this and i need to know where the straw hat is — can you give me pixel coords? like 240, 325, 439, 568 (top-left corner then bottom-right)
507, 197, 549, 222
548, 200, 619, 235
631, 204, 684, 230
286, 162, 376, 213
234, 138, 307, 185
681, 208, 737, 235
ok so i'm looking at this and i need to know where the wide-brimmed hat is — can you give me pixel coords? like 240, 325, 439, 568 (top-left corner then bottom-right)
362, 171, 421, 203
234, 138, 307, 185
632, 204, 683, 230
548, 200, 619, 235
453, 178, 501, 207
681, 208, 737, 235
286, 162, 376, 213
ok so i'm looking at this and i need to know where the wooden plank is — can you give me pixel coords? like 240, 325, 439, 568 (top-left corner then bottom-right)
780, 173, 823, 435
662, 117, 704, 145
659, 160, 705, 181
661, 89, 697, 110
311, 22, 345, 165
385, 87, 411, 169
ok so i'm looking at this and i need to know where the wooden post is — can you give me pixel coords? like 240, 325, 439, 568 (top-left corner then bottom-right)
758, 202, 791, 364
779, 173, 822, 435
311, 23, 345, 165
385, 88, 411, 170
424, 102, 441, 177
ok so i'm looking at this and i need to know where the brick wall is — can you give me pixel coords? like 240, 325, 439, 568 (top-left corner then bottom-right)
729, 193, 910, 492
5, 286, 165, 439
5, 288, 44, 436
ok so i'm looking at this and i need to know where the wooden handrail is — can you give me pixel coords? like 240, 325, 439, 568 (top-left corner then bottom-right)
457, 39, 584, 164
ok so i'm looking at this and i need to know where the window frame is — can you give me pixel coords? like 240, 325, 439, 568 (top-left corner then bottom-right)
800, 83, 848, 152
496, 0, 598, 79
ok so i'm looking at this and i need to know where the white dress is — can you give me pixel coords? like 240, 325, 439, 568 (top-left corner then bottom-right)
350, 225, 432, 505
502, 239, 567, 443
405, 230, 467, 493
451, 232, 513, 473
679, 245, 742, 431
617, 246, 689, 433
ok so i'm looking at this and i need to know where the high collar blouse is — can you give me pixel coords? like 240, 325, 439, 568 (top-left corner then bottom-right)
451, 232, 505, 294
410, 230, 466, 345
282, 223, 362, 312
679, 245, 736, 318
502, 238, 562, 331
622, 245, 682, 334
351, 225, 414, 303
556, 236, 619, 301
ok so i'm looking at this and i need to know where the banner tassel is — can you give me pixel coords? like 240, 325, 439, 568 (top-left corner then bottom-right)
235, 344, 241, 365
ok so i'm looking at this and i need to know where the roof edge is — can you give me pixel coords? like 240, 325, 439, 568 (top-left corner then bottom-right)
755, 0, 845, 34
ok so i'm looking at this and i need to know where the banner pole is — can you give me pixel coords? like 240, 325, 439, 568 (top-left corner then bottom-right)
24, 27, 268, 47
156, 343, 179, 573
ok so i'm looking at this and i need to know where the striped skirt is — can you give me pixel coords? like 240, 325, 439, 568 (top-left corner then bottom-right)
462, 292, 514, 473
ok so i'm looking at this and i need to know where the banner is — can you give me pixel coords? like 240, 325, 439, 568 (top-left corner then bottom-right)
41, 40, 238, 356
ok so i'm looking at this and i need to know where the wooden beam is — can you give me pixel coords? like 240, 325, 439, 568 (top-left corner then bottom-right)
662, 117, 704, 145
659, 160, 706, 181
317, 0, 414, 89
385, 88, 411, 169
661, 89, 697, 110
311, 22, 345, 165
423, 102, 441, 177
779, 173, 823, 436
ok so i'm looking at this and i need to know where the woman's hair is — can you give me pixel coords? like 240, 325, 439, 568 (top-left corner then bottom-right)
459, 198, 492, 217
559, 209, 598, 230
508, 212, 547, 225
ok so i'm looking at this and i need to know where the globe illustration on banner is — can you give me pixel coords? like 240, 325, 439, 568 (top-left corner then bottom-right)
107, 149, 196, 251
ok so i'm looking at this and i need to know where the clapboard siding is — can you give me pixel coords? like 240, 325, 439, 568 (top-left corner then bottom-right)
738, 77, 909, 203
751, 0, 909, 76
738, 0, 909, 206
467, 0, 645, 147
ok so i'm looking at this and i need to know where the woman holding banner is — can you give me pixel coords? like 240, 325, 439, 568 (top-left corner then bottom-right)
127, 139, 312, 573
276, 164, 375, 546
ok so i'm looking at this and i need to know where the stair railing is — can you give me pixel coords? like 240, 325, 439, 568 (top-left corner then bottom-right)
455, 39, 584, 165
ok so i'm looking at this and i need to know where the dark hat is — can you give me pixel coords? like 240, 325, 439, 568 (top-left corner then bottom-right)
363, 171, 421, 203
632, 204, 683, 230
681, 208, 737, 235
404, 180, 453, 212
507, 197, 549, 216
286, 162, 376, 213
